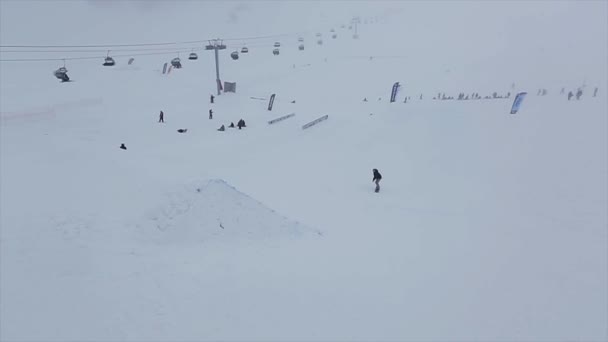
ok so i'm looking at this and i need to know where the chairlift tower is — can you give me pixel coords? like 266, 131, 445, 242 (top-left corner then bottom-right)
206, 39, 227, 95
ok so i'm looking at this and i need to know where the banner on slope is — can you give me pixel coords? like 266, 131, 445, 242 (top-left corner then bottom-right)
302, 115, 328, 130
268, 113, 295, 125
510, 92, 527, 114
268, 94, 276, 111
390, 82, 400, 103
224, 82, 236, 93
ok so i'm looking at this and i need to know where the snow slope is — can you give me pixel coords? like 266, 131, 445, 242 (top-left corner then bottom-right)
1, 1, 607, 341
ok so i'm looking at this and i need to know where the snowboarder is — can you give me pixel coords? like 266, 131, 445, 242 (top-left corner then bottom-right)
372, 168, 382, 193
119, 143, 127, 150
576, 88, 583, 100
568, 91, 574, 101
217, 125, 225, 131
158, 110, 164, 123
209, 109, 213, 120
210, 94, 215, 104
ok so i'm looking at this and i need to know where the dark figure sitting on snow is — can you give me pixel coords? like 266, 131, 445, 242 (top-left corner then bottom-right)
576, 89, 583, 100
229, 122, 235, 128
120, 143, 127, 150
372, 168, 382, 193
237, 119, 246, 130
218, 125, 225, 131
177, 129, 188, 133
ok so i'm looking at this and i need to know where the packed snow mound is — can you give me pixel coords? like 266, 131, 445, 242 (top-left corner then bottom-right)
146, 179, 321, 243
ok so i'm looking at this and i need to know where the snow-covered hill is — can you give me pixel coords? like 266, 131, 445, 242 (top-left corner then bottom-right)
1, 1, 607, 341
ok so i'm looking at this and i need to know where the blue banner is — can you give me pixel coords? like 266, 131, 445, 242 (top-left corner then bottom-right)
390, 82, 400, 103
510, 92, 527, 114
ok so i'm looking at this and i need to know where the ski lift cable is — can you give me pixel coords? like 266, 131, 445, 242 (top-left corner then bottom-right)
0, 49, 203, 62
0, 31, 309, 49
0, 40, 208, 49
0, 47, 206, 53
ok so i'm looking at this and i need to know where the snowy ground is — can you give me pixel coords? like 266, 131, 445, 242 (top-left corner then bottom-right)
1, 1, 607, 341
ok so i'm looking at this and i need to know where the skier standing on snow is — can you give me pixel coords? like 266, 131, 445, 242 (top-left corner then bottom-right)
576, 88, 583, 100
158, 110, 164, 123
372, 168, 382, 193
209, 109, 213, 120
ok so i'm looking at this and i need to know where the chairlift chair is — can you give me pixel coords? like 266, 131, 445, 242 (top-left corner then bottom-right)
317, 39, 323, 45
171, 57, 182, 68
53, 67, 69, 82
103, 56, 115, 66
298, 37, 304, 42
273, 48, 280, 55
231, 51, 239, 60
188, 52, 198, 60
274, 42, 281, 47
298, 44, 305, 51
241, 47, 249, 53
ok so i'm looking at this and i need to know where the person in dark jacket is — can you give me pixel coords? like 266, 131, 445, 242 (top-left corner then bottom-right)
120, 143, 127, 150
568, 91, 574, 101
158, 110, 164, 123
229, 122, 235, 128
209, 109, 213, 120
217, 125, 225, 131
210, 94, 215, 103
372, 168, 382, 193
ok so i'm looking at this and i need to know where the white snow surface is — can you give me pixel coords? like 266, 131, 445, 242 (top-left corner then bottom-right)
1, 1, 607, 341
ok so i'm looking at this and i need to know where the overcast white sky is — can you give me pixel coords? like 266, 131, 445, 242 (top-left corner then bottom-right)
1, 0, 606, 84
